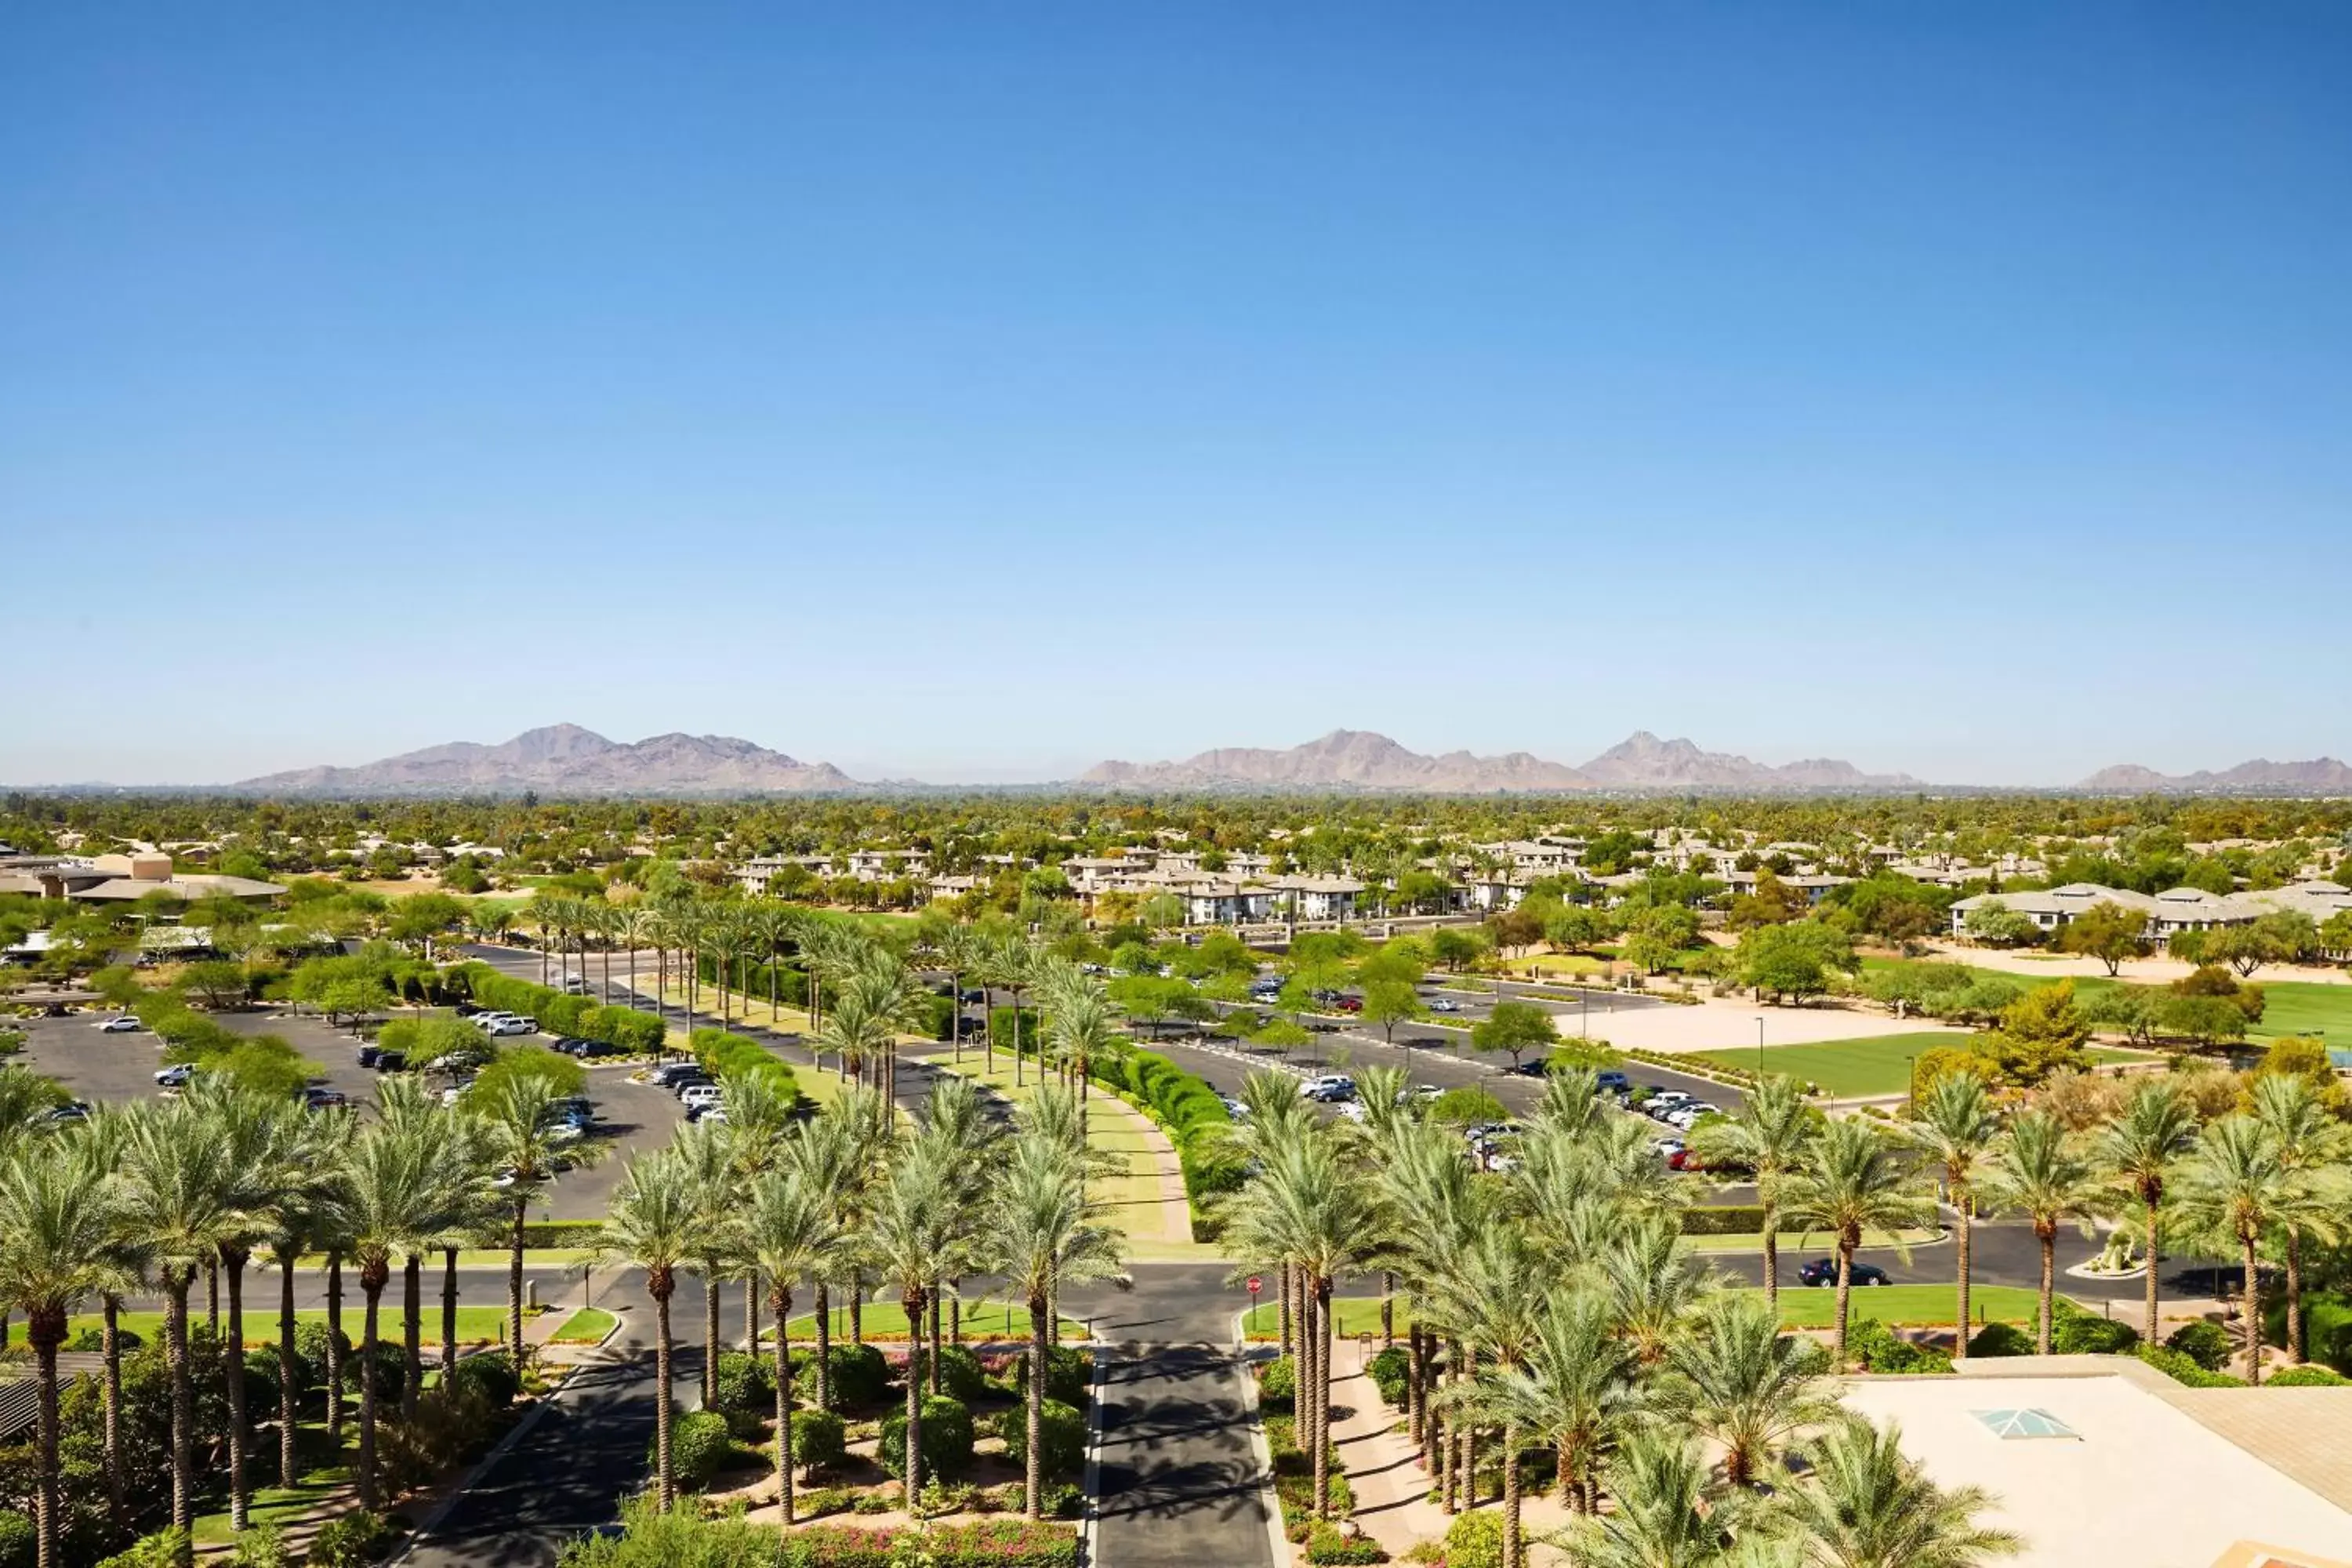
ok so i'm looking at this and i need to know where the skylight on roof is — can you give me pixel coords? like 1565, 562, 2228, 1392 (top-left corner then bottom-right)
1971, 1407, 2078, 1441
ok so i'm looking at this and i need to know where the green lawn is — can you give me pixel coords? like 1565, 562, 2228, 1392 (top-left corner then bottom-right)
781, 1302, 1087, 1342
550, 1307, 616, 1344
73, 1305, 525, 1348
1241, 1282, 2060, 1338
1690, 1033, 1979, 1097
1860, 957, 2352, 1044
1764, 1283, 2057, 1329
191, 1457, 353, 1544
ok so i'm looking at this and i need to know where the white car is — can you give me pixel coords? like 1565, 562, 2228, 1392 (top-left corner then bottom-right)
679, 1084, 724, 1109
96, 1015, 143, 1033
154, 1064, 195, 1087
482, 1017, 535, 1037
1427, 998, 1461, 1014
1651, 1136, 1686, 1157
441, 1081, 474, 1107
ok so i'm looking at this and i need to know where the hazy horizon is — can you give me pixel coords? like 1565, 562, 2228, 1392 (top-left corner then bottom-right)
7, 5, 2347, 788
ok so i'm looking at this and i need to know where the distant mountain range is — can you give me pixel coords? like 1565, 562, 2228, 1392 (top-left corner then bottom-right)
232, 724, 858, 797
1079, 729, 1921, 793
2077, 757, 2352, 793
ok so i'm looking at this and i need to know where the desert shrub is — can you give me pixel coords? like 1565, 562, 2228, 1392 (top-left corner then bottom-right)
1849, 1319, 1951, 1375
662, 1410, 736, 1491
1678, 1206, 1769, 1236
305, 1512, 388, 1568
1305, 1523, 1391, 1565
710, 1352, 776, 1439
879, 1395, 976, 1482
1258, 1354, 1297, 1410
68, 1326, 140, 1353
96, 1530, 191, 1568
933, 1345, 989, 1404
2263, 1290, 2352, 1373
2137, 1345, 2246, 1388
797, 1342, 891, 1410
2050, 1312, 2140, 1356
2167, 1319, 2234, 1372
2266, 1364, 2350, 1387
1009, 1345, 1088, 1409
789, 1408, 848, 1474
1366, 1346, 1410, 1408
448, 1350, 520, 1407
1037, 1482, 1083, 1521
341, 1340, 409, 1404
1443, 1508, 1504, 1568
1965, 1322, 2034, 1359
994, 1399, 1085, 1480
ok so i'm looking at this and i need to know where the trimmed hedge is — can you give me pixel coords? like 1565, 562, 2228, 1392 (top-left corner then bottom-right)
797, 1343, 891, 1410
789, 1408, 848, 1472
662, 1409, 735, 1490
2166, 1319, 2234, 1372
1366, 1347, 1409, 1409
1305, 1523, 1390, 1566
2139, 1344, 2246, 1388
1966, 1323, 2033, 1359
762, 1521, 1076, 1567
933, 1345, 989, 1403
1088, 1047, 1242, 1218
456, 966, 666, 1053
1681, 1206, 1769, 1236
520, 1220, 604, 1249
1011, 1345, 1089, 1409
2267, 1364, 2350, 1387
689, 1027, 803, 1106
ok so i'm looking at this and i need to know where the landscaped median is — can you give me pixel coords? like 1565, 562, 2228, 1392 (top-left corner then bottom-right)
1243, 1283, 2057, 1339
1083, 1047, 1244, 1237
456, 962, 668, 1054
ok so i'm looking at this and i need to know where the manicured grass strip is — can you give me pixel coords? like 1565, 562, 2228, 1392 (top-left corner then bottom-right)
1760, 1283, 2058, 1329
271, 1248, 595, 1269
1244, 1298, 1402, 1340
1690, 1033, 1978, 1097
917, 1054, 1179, 1244
782, 1302, 1086, 1342
550, 1307, 617, 1344
191, 1465, 353, 1545
72, 1305, 527, 1348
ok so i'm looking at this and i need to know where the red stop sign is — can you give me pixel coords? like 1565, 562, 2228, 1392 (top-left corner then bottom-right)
1247, 1276, 1263, 1294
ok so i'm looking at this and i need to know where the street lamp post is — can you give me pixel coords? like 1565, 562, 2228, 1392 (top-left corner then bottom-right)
1755, 1016, 1766, 1078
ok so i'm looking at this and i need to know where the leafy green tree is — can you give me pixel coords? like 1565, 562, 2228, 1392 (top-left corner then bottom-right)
1429, 929, 1488, 972
1359, 979, 1425, 1045
1982, 982, 2091, 1086
1734, 922, 1856, 1004
2053, 902, 2150, 975
1963, 902, 2042, 948
1469, 1001, 1558, 1070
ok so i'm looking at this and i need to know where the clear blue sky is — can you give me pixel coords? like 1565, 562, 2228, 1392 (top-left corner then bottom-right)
4, 3, 2347, 786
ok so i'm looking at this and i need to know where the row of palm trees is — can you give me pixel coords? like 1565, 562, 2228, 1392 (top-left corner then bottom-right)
599, 1069, 1128, 1519
1224, 1064, 2020, 1568
0, 1070, 551, 1568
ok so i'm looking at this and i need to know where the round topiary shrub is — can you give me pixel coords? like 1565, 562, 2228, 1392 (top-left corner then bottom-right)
710, 1352, 776, 1437
995, 1398, 1086, 1479
794, 1342, 891, 1410
293, 1320, 350, 1390
932, 1345, 989, 1404
878, 1395, 976, 1482
1966, 1322, 2034, 1359
1443, 1506, 1504, 1568
660, 1409, 735, 1491
2167, 1319, 2234, 1372
1011, 1345, 1089, 1408
448, 1351, 521, 1408
2051, 1312, 2140, 1356
1258, 1355, 1297, 1410
1366, 1347, 1410, 1408
341, 1341, 409, 1403
2265, 1364, 2350, 1387
787, 1408, 848, 1474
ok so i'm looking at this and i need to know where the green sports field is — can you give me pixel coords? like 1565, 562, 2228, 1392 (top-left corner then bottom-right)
1694, 1033, 2151, 1097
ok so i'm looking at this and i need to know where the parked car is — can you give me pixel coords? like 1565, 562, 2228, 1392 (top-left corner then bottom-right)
561, 974, 590, 994
373, 1051, 408, 1073
42, 1102, 91, 1125
1334, 996, 1363, 1014
455, 1002, 485, 1017
304, 1088, 350, 1110
1413, 1083, 1443, 1102
696, 1108, 730, 1127
679, 1085, 724, 1109
667, 1074, 715, 1098
1594, 1070, 1631, 1094
648, 1062, 703, 1087
1798, 1258, 1890, 1287
470, 1011, 520, 1029
1426, 998, 1461, 1014
1508, 1059, 1548, 1077
1219, 1096, 1250, 1119
441, 1080, 475, 1107
483, 1017, 536, 1037
1299, 1074, 1356, 1103
96, 1015, 143, 1033
1650, 1136, 1686, 1157
357, 1044, 387, 1068
154, 1065, 194, 1087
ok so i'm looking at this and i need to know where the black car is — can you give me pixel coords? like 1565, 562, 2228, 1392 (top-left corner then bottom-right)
373, 1050, 408, 1073
455, 1002, 483, 1017
1508, 1059, 1549, 1077
1798, 1258, 1889, 1287
666, 1073, 714, 1097
357, 1044, 385, 1068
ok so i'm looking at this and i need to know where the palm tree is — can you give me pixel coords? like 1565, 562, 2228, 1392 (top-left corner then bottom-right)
2171, 1114, 2299, 1385
778, 1106, 872, 1409
671, 1123, 745, 1405
1771, 1417, 2021, 1568
989, 1136, 1129, 1518
115, 1100, 252, 1553
609, 906, 651, 1013
939, 925, 985, 1062
1564, 1430, 1726, 1568
742, 1159, 852, 1523
2248, 1074, 2347, 1366
2092, 1080, 2197, 1348
864, 1138, 967, 1504
1480, 1289, 1635, 1516
748, 904, 799, 1025
718, 1070, 804, 1353
331, 1107, 470, 1509
0, 1142, 122, 1568
1691, 1075, 1814, 1319
1427, 1229, 1550, 1568
61, 1107, 146, 1529
1780, 1119, 1933, 1370
1901, 1071, 1999, 1361
1603, 1214, 1715, 1367
477, 1073, 603, 1361
602, 1146, 701, 1507
1657, 1291, 1838, 1490
1978, 1111, 2103, 1356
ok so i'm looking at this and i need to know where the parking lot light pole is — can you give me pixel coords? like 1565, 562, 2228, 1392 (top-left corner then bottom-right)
1756, 1017, 1765, 1078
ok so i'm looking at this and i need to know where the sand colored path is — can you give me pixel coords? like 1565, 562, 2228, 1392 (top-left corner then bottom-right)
1575, 996, 1955, 1055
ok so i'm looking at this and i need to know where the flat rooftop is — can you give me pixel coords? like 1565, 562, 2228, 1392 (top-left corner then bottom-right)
1841, 1358, 2352, 1568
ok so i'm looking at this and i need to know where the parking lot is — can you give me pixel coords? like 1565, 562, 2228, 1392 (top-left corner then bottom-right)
12, 1004, 680, 1221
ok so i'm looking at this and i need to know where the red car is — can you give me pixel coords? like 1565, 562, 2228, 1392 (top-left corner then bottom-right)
1667, 1148, 1710, 1173
1335, 996, 1363, 1014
